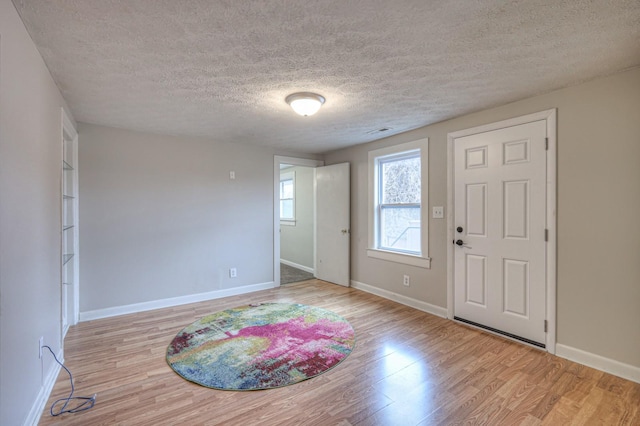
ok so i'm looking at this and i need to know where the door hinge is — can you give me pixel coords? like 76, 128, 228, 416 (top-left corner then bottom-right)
545, 137, 549, 150
545, 229, 548, 242
544, 320, 548, 332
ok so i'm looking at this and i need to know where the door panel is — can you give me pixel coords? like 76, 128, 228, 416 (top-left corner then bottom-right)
466, 254, 487, 306
503, 258, 529, 316
466, 183, 487, 237
454, 120, 547, 345
503, 180, 529, 239
315, 163, 350, 287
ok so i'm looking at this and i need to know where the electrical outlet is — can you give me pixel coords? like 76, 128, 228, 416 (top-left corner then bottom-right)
229, 268, 237, 278
39, 336, 44, 359
403, 275, 410, 287
432, 206, 444, 219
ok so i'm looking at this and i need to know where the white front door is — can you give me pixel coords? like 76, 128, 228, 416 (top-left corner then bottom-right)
315, 163, 350, 287
453, 119, 548, 346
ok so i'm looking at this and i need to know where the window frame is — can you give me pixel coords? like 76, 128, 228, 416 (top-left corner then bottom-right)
279, 171, 296, 226
377, 150, 422, 255
368, 138, 430, 268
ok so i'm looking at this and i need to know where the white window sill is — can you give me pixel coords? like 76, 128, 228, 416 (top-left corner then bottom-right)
367, 249, 431, 269
280, 220, 296, 227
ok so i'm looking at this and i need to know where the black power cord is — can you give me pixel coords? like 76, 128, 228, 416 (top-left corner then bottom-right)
42, 345, 96, 416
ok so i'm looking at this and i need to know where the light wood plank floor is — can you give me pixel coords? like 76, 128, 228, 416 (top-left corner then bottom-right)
40, 280, 640, 425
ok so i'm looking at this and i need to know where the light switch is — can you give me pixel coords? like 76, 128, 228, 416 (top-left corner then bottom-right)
432, 206, 444, 219
229, 171, 235, 180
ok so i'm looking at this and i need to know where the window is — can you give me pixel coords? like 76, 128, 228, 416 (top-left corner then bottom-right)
280, 171, 295, 224
368, 138, 430, 268
378, 151, 421, 253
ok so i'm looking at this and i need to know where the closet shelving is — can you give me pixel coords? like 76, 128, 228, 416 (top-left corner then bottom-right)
62, 111, 79, 334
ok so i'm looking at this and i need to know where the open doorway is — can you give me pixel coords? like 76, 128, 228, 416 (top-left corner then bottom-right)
279, 163, 316, 284
273, 156, 323, 286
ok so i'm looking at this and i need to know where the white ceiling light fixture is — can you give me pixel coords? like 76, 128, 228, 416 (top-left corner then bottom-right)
285, 92, 325, 117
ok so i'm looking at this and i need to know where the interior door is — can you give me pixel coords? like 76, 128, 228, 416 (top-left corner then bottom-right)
315, 163, 350, 287
454, 120, 547, 346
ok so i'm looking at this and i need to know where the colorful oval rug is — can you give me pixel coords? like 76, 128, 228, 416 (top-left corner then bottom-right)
166, 302, 355, 390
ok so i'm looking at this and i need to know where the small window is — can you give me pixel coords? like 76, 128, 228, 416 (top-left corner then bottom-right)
377, 151, 421, 254
280, 171, 295, 223
368, 138, 430, 268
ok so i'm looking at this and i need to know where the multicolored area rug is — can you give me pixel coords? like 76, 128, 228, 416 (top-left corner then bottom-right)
166, 302, 355, 390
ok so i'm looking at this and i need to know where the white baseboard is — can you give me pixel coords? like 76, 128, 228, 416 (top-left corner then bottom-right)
350, 280, 640, 384
556, 344, 640, 384
351, 280, 447, 318
79, 281, 275, 322
26, 349, 63, 426
280, 259, 314, 274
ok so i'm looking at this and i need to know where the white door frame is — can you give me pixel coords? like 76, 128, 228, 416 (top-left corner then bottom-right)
273, 156, 324, 287
446, 109, 557, 353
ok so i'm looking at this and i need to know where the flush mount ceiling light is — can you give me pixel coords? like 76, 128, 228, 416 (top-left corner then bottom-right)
285, 92, 325, 116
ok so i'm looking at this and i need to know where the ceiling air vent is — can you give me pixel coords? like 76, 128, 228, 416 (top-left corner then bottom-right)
366, 127, 393, 135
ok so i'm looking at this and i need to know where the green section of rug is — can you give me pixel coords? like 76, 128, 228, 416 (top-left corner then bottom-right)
166, 303, 355, 390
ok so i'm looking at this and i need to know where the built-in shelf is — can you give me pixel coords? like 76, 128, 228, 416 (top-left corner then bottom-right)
62, 108, 79, 334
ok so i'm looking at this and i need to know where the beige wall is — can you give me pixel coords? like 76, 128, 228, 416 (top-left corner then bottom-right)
325, 67, 640, 368
78, 123, 279, 313
0, 0, 76, 423
280, 166, 315, 269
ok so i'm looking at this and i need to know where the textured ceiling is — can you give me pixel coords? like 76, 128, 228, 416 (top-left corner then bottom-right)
12, 0, 640, 154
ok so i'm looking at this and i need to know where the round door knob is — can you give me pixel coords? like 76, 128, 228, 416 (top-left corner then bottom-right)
456, 226, 463, 233
455, 239, 464, 246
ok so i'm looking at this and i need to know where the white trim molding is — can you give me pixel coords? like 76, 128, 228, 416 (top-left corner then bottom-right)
556, 344, 640, 384
366, 249, 431, 269
280, 259, 314, 274
351, 280, 447, 318
446, 109, 557, 354
367, 138, 430, 268
79, 281, 274, 322
26, 348, 63, 426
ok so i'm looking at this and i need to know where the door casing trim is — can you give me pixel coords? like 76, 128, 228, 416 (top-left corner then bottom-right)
446, 109, 557, 354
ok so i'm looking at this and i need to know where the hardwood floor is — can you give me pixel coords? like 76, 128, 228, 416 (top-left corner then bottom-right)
39, 280, 640, 425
